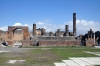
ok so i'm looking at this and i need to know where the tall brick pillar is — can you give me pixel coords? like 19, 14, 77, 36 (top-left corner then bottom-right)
65, 25, 69, 36
73, 13, 76, 36
33, 24, 36, 36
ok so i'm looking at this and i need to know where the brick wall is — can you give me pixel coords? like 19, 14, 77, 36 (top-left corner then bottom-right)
39, 40, 80, 47
86, 40, 94, 47
14, 33, 23, 40
8, 41, 13, 46
22, 40, 38, 47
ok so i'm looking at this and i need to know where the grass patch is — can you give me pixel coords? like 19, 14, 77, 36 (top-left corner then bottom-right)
0, 47, 100, 66
51, 48, 100, 60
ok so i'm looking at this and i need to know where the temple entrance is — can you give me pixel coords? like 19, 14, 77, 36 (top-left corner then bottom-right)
13, 28, 23, 46
13, 29, 23, 41
8, 26, 28, 46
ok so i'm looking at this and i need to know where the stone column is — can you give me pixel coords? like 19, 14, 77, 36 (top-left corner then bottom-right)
41, 28, 45, 35
33, 24, 36, 36
49, 32, 53, 36
73, 13, 76, 36
69, 32, 71, 36
88, 35, 90, 40
0, 38, 2, 49
65, 25, 69, 36
94, 33, 95, 45
91, 34, 92, 40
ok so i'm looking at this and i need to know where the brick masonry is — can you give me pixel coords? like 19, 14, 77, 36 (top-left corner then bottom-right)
39, 40, 80, 47
86, 40, 94, 47
22, 40, 38, 47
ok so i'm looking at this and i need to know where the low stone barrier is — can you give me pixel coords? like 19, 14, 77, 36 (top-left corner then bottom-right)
38, 40, 80, 47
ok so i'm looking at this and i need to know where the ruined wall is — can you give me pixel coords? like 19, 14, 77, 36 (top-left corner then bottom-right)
8, 26, 29, 46
0, 30, 8, 42
39, 40, 80, 47
14, 30, 23, 41
22, 40, 38, 47
86, 40, 94, 46
31, 36, 77, 41
36, 29, 41, 35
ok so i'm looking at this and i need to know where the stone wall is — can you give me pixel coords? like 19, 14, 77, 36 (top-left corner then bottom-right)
86, 40, 94, 47
22, 40, 38, 47
38, 40, 80, 47
0, 30, 8, 42
8, 41, 13, 46
14, 30, 23, 41
31, 36, 77, 41
7, 26, 29, 45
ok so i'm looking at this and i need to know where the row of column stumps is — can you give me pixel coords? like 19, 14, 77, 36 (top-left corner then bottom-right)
33, 13, 76, 36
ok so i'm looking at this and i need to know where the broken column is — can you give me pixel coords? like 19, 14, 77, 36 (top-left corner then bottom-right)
73, 13, 76, 36
41, 28, 45, 35
33, 24, 36, 36
65, 25, 69, 36
49, 32, 53, 36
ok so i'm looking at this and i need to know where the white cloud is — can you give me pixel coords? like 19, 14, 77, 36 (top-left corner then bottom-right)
13, 23, 28, 26
36, 22, 44, 25
0, 26, 8, 31
35, 20, 100, 35
0, 20, 100, 36
13, 23, 22, 26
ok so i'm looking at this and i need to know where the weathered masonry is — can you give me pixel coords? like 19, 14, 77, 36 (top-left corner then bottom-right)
0, 13, 99, 47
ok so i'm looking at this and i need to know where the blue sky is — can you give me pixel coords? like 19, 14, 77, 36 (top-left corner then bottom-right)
0, 0, 100, 35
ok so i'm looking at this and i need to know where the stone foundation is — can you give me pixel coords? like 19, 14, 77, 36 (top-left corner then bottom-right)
22, 41, 38, 47
38, 40, 80, 47
8, 41, 13, 46
86, 40, 94, 47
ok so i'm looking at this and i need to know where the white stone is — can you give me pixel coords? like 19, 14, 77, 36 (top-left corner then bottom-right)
8, 60, 17, 64
54, 57, 100, 66
54, 63, 67, 66
95, 46, 100, 48
70, 59, 90, 66
62, 60, 80, 66
18, 60, 26, 62
0, 51, 9, 53
7, 60, 26, 64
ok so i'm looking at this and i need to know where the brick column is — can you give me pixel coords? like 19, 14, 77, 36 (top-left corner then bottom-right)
33, 24, 36, 36
73, 13, 76, 36
65, 25, 69, 36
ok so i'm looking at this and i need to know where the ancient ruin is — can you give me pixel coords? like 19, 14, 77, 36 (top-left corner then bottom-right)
0, 13, 100, 47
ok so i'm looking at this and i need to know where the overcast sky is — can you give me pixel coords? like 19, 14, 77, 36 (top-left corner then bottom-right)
0, 0, 100, 35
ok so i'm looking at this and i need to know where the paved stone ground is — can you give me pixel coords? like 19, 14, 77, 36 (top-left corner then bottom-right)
54, 51, 100, 66
7, 60, 26, 64
54, 57, 100, 66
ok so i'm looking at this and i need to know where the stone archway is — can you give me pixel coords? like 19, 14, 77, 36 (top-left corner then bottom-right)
8, 26, 29, 46
13, 28, 23, 40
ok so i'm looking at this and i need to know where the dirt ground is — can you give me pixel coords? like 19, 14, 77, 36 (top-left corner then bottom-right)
0, 47, 61, 66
